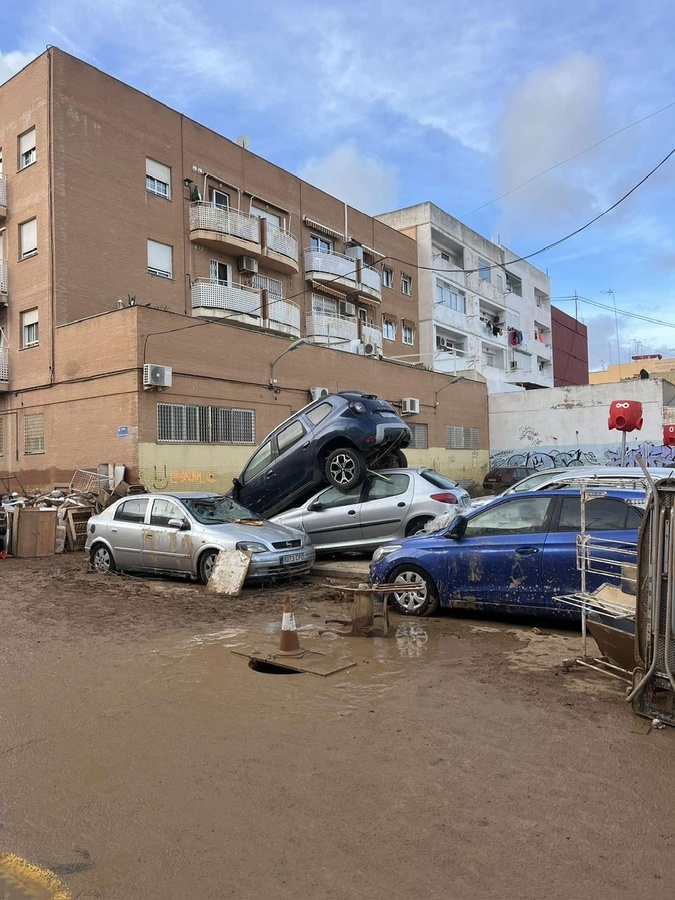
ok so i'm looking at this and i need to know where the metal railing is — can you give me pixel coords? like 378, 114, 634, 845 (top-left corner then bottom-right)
0, 261, 7, 295
304, 249, 358, 285
306, 313, 358, 343
267, 224, 299, 263
361, 264, 381, 293
0, 174, 5, 208
191, 278, 262, 318
268, 298, 301, 332
363, 323, 383, 346
189, 202, 260, 244
0, 348, 9, 383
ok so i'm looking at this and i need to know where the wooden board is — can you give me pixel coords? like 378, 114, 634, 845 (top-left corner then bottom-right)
206, 549, 251, 596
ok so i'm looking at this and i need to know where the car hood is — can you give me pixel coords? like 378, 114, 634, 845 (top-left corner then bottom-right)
198, 519, 305, 543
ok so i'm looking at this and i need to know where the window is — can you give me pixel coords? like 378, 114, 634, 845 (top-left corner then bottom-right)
366, 473, 409, 501
18, 128, 36, 170
382, 267, 394, 289
505, 271, 522, 296
478, 258, 491, 282
146, 159, 171, 199
210, 189, 229, 209
435, 279, 466, 313
383, 318, 396, 341
401, 274, 412, 295
277, 420, 307, 453
21, 308, 39, 348
465, 496, 552, 537
147, 240, 172, 278
240, 441, 273, 483
306, 402, 333, 426
157, 403, 255, 443
114, 498, 149, 524
402, 323, 415, 345
20, 218, 37, 259
556, 497, 644, 533
251, 203, 282, 228
409, 423, 429, 449
494, 273, 504, 291
315, 483, 362, 510
312, 293, 337, 316
311, 234, 332, 254
210, 259, 229, 284
252, 273, 283, 298
446, 426, 479, 449
24, 412, 44, 455
150, 499, 186, 528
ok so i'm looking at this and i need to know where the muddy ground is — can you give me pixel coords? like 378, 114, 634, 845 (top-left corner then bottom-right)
2, 552, 675, 899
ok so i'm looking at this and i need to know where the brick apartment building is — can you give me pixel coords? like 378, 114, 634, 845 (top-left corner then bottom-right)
0, 47, 489, 493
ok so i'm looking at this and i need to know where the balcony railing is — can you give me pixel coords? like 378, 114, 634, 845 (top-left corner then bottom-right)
189, 202, 261, 245
0, 347, 8, 384
0, 261, 7, 296
361, 264, 381, 293
363, 323, 383, 347
267, 223, 299, 264
306, 313, 359, 344
191, 278, 262, 319
305, 249, 357, 286
267, 297, 301, 335
0, 174, 6, 213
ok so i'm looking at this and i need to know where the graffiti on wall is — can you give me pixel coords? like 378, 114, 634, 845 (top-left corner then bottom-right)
491, 442, 675, 470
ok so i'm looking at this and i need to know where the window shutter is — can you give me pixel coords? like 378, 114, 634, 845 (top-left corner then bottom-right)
22, 308, 39, 326
19, 128, 36, 156
146, 158, 170, 183
147, 240, 172, 276
20, 219, 37, 255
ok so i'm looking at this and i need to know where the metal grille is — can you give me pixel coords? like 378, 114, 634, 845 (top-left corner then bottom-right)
446, 425, 479, 450
0, 416, 3, 456
157, 403, 255, 444
409, 423, 429, 449
24, 412, 45, 455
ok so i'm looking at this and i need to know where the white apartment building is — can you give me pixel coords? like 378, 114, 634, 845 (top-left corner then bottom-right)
377, 203, 553, 392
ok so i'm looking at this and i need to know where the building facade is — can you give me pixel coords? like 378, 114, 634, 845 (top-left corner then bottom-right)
376, 203, 554, 393
589, 356, 675, 385
550, 305, 589, 387
0, 48, 490, 493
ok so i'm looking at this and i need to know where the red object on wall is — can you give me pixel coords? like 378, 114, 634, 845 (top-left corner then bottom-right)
608, 400, 643, 432
664, 425, 675, 447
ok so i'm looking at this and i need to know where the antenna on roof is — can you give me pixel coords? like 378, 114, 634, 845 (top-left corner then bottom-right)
235, 135, 250, 150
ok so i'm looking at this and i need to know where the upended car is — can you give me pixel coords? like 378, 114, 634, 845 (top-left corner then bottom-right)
370, 487, 645, 618
271, 468, 472, 553
232, 391, 412, 519
85, 492, 315, 583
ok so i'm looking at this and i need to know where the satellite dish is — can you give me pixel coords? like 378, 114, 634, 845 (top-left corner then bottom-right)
235, 134, 250, 150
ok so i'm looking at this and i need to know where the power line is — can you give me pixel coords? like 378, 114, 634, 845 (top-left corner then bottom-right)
553, 294, 675, 330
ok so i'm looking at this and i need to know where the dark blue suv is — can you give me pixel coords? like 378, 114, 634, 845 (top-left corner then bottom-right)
232, 392, 412, 518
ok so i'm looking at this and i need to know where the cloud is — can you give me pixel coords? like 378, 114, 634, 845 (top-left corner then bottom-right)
298, 141, 399, 215
0, 50, 38, 85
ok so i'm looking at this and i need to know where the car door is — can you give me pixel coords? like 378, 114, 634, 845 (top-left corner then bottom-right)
359, 473, 413, 543
542, 495, 643, 612
263, 418, 316, 514
298, 483, 364, 549
447, 495, 555, 609
109, 497, 149, 569
142, 498, 193, 572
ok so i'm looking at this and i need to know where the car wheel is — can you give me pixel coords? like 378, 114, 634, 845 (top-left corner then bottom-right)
387, 564, 439, 616
405, 516, 434, 537
325, 447, 367, 492
90, 543, 116, 574
199, 549, 219, 584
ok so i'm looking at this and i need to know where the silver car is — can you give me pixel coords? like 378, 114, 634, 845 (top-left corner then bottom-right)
271, 468, 471, 553
85, 492, 315, 583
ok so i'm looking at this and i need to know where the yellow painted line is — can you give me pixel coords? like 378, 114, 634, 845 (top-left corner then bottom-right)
0, 853, 71, 899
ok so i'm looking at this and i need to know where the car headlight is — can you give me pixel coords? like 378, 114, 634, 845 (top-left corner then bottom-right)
236, 541, 268, 554
372, 544, 402, 563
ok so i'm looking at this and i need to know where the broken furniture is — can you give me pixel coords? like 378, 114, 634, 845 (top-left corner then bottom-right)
326, 582, 403, 638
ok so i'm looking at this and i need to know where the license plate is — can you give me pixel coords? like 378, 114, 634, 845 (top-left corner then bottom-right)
281, 552, 305, 565
379, 411, 396, 418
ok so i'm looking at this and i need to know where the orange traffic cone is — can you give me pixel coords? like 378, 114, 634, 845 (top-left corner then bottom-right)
277, 594, 305, 658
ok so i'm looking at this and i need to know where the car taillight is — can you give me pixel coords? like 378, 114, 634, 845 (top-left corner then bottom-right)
430, 492, 459, 504
348, 401, 366, 414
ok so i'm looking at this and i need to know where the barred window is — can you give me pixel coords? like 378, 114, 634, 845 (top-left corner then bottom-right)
409, 423, 428, 449
24, 412, 44, 455
446, 425, 479, 450
157, 403, 255, 444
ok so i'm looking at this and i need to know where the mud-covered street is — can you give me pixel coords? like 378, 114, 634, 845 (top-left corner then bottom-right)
2, 552, 675, 899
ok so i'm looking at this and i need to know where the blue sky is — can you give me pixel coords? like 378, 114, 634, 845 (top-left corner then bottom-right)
2, 0, 675, 371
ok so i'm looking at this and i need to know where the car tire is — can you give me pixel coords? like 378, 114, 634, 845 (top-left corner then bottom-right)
199, 549, 219, 585
90, 543, 116, 574
325, 447, 367, 492
387, 564, 440, 616
405, 516, 434, 537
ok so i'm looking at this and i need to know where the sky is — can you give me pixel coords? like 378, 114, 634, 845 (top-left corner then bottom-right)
1, 0, 675, 372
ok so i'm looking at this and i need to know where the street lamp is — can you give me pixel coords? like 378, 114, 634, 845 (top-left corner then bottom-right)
268, 338, 311, 392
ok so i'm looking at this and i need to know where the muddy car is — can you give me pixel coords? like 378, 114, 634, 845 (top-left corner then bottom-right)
232, 391, 411, 519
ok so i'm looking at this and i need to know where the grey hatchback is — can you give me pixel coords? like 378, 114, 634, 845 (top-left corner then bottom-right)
85, 492, 315, 583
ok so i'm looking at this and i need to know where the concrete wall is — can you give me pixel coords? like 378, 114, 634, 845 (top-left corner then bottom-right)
488, 379, 675, 469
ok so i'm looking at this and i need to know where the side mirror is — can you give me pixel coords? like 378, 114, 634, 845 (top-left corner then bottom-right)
308, 501, 322, 511
446, 515, 467, 540
168, 518, 189, 530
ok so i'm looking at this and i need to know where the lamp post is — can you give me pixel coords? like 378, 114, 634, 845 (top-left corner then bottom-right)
268, 338, 310, 392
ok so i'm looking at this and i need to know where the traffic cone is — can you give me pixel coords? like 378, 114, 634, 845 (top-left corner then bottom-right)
277, 594, 305, 657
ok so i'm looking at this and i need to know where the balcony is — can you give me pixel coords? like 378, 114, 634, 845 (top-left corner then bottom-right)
0, 347, 8, 391
306, 313, 359, 346
264, 222, 299, 275
0, 174, 6, 219
0, 261, 7, 305
304, 250, 381, 303
191, 278, 300, 337
433, 256, 466, 288
363, 323, 383, 348
189, 202, 262, 256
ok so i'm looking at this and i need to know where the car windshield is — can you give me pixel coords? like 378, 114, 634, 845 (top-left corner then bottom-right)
182, 495, 263, 525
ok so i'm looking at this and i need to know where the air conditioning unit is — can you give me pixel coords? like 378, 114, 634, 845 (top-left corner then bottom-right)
237, 255, 258, 275
401, 397, 420, 415
143, 364, 173, 388
510, 360, 518, 370
363, 342, 381, 357
310, 386, 330, 401
339, 300, 356, 317
437, 337, 448, 350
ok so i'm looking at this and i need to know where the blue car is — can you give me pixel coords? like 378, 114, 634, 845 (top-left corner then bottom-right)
370, 488, 645, 618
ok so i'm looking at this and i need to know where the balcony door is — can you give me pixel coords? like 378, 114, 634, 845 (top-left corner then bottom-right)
210, 260, 230, 285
